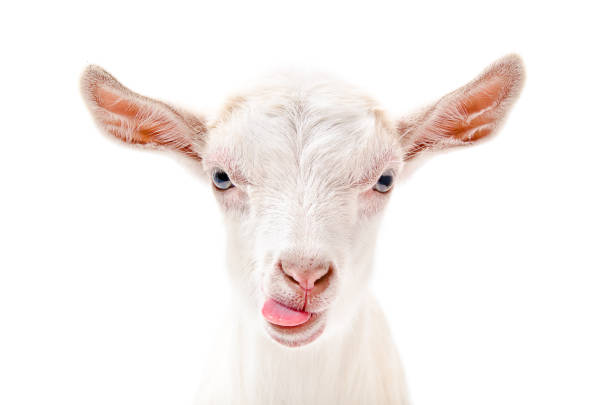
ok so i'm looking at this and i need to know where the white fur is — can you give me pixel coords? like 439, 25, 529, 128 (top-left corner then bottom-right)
80, 55, 525, 404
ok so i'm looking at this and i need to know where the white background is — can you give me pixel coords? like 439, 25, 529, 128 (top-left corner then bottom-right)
1, 1, 610, 404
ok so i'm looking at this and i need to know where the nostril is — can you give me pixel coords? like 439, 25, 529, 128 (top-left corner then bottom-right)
279, 260, 332, 291
314, 265, 332, 286
277, 261, 297, 285
283, 269, 301, 286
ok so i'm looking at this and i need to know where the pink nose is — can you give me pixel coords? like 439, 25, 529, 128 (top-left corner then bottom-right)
280, 258, 331, 290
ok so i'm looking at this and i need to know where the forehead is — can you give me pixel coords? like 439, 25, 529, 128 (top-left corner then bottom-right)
204, 74, 400, 186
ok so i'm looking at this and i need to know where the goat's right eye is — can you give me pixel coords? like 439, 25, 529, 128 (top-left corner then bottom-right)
212, 169, 234, 190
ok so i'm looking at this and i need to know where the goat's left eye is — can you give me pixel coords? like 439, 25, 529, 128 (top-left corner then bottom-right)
373, 170, 394, 193
212, 169, 234, 190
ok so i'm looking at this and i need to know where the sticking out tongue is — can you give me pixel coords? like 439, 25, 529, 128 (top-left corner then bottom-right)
262, 298, 311, 327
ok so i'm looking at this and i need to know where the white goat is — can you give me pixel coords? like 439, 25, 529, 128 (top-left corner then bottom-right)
81, 55, 524, 404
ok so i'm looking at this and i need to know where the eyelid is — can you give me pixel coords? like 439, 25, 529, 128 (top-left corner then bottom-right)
379, 168, 396, 178
206, 163, 248, 187
355, 167, 397, 191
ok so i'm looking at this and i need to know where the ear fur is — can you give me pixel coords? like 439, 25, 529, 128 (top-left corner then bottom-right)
398, 54, 525, 161
80, 65, 206, 160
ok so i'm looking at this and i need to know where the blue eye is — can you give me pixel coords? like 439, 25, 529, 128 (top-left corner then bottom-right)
212, 169, 234, 190
373, 170, 394, 193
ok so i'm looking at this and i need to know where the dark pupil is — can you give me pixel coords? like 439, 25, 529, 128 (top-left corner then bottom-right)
378, 174, 393, 187
215, 171, 230, 183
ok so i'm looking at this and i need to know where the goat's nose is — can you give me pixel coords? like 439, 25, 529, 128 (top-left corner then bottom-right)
280, 259, 331, 290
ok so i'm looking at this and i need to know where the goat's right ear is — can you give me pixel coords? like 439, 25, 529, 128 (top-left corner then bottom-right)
80, 65, 206, 160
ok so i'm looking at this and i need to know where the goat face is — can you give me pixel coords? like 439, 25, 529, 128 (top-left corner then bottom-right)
81, 56, 524, 347
203, 79, 402, 346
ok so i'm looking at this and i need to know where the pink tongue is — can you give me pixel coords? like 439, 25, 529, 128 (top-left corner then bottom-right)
262, 298, 311, 327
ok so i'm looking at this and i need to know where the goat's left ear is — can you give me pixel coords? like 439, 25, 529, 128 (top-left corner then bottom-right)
80, 65, 206, 160
398, 54, 525, 161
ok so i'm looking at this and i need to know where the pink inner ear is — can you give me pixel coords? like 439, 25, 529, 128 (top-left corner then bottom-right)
95, 86, 142, 119
436, 75, 508, 142
92, 85, 200, 159
402, 61, 522, 161
95, 86, 173, 144
462, 76, 506, 118
400, 55, 525, 161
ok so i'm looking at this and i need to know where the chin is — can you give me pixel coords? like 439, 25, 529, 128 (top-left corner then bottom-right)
263, 311, 327, 348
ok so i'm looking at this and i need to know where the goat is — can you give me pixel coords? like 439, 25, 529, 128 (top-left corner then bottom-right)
80, 55, 524, 404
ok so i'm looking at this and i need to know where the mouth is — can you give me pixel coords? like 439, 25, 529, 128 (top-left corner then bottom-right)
261, 298, 326, 347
